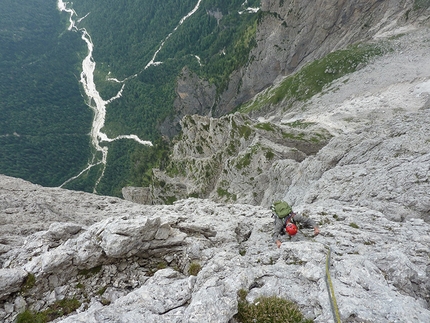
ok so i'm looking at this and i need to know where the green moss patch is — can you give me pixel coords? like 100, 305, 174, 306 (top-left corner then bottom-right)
16, 298, 81, 323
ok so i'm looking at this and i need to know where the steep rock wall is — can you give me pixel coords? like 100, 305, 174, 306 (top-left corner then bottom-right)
163, 0, 423, 135
216, 0, 418, 115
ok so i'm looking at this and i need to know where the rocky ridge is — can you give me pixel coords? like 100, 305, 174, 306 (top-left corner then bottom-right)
147, 112, 331, 205
1, 179, 430, 322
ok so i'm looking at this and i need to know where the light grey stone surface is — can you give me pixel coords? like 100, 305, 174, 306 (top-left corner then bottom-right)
0, 268, 27, 300
0, 191, 429, 323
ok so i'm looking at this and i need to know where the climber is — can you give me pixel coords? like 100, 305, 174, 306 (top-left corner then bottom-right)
272, 201, 320, 248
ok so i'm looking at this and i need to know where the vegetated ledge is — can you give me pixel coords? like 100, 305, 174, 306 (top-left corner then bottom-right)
237, 42, 388, 116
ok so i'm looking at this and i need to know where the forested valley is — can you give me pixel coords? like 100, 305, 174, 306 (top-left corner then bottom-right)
0, 0, 260, 197
0, 0, 91, 187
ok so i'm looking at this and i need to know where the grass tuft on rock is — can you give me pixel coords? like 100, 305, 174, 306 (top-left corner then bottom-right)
188, 262, 202, 276
235, 290, 313, 323
16, 310, 46, 323
77, 265, 102, 277
414, 0, 430, 10
21, 273, 36, 292
16, 298, 81, 323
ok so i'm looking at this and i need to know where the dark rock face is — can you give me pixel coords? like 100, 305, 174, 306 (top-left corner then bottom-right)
160, 67, 217, 138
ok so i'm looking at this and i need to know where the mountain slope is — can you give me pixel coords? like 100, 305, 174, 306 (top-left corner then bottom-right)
139, 3, 430, 214
0, 0, 261, 196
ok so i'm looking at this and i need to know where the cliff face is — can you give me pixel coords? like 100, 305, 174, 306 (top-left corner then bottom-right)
159, 67, 217, 138
210, 0, 420, 116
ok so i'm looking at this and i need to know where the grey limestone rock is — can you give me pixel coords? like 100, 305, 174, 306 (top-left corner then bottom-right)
0, 268, 28, 300
1, 193, 430, 323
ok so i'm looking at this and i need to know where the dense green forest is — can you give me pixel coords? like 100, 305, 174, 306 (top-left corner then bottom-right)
0, 0, 260, 196
0, 0, 91, 187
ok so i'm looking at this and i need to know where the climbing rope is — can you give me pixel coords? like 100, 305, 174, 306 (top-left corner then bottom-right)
325, 246, 341, 323
297, 229, 341, 322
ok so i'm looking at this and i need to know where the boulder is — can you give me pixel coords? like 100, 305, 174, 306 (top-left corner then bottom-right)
0, 268, 27, 300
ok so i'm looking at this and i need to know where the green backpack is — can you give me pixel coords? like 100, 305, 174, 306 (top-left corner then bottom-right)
271, 200, 293, 219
